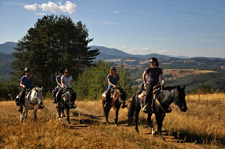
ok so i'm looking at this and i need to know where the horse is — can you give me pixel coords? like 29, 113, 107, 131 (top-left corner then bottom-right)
128, 85, 187, 136
102, 87, 127, 126
14, 87, 43, 122
57, 88, 76, 124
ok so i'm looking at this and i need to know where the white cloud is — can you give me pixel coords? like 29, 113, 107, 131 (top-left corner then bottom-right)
24, 3, 38, 11
24, 1, 77, 14
112, 11, 119, 14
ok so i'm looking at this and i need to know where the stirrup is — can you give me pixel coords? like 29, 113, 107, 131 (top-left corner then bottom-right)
142, 103, 148, 113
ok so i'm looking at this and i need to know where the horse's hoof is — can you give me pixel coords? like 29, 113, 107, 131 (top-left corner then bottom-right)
67, 121, 70, 124
115, 124, 118, 127
152, 132, 156, 137
59, 118, 62, 121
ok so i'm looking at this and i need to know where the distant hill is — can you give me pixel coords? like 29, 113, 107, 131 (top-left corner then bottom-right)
0, 42, 17, 54
91, 45, 169, 60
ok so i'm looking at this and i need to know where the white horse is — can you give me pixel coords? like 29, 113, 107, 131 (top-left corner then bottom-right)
19, 87, 43, 122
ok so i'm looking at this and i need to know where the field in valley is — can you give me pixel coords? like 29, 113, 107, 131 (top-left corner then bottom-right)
0, 93, 225, 148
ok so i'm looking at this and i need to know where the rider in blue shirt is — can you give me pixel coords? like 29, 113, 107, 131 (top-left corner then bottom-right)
105, 67, 127, 108
17, 68, 44, 112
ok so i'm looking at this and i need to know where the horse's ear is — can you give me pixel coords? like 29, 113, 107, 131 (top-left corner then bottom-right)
183, 85, 186, 89
40, 87, 43, 90
177, 85, 180, 89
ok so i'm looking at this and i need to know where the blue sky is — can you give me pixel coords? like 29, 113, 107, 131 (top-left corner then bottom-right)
0, 0, 225, 58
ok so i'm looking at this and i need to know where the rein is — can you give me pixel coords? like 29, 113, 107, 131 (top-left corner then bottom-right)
153, 89, 172, 118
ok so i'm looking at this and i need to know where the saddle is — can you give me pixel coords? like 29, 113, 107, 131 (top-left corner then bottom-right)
106, 88, 120, 99
15, 89, 32, 106
137, 84, 171, 114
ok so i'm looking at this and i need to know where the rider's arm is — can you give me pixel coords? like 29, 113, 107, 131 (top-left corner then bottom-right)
142, 71, 147, 86
20, 81, 25, 89
117, 80, 122, 88
160, 73, 165, 85
61, 78, 67, 88
56, 76, 61, 86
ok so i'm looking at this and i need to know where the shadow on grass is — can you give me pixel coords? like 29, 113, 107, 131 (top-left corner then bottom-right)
170, 129, 225, 146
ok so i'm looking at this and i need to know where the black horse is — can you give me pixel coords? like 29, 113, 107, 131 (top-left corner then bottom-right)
57, 88, 76, 124
128, 85, 187, 135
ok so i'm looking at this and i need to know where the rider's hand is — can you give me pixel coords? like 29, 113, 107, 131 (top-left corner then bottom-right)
144, 83, 146, 88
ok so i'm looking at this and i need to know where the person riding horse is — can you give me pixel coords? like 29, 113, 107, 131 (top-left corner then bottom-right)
104, 67, 127, 109
142, 57, 165, 113
17, 68, 44, 112
56, 69, 76, 108
53, 70, 64, 103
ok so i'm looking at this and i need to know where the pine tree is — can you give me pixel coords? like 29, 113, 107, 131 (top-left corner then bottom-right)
11, 15, 99, 92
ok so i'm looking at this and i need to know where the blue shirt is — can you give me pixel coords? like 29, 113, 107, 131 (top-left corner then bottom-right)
21, 76, 34, 89
107, 74, 119, 88
61, 75, 73, 88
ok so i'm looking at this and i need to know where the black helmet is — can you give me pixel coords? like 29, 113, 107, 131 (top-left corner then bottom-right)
24, 68, 30, 72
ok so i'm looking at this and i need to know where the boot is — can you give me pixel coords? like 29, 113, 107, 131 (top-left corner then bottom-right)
17, 105, 23, 112
38, 102, 44, 109
121, 102, 127, 109
142, 103, 148, 113
56, 102, 59, 108
70, 102, 76, 109
53, 98, 57, 104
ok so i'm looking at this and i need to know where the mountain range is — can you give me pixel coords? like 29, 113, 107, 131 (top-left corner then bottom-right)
1, 42, 224, 60
1, 42, 225, 92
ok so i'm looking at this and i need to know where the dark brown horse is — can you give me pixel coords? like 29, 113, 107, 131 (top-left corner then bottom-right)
102, 88, 127, 126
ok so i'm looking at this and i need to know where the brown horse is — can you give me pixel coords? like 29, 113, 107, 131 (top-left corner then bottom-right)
102, 88, 127, 126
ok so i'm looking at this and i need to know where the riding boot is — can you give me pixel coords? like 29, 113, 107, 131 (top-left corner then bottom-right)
17, 105, 23, 112
53, 98, 57, 103
121, 101, 127, 109
38, 101, 44, 109
69, 102, 76, 109
56, 103, 59, 108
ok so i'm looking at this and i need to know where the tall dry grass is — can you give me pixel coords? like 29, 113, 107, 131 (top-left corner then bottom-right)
162, 93, 225, 148
0, 93, 225, 148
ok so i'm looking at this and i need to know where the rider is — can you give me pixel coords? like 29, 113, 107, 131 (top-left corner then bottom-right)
142, 57, 164, 113
17, 68, 44, 112
105, 67, 127, 108
53, 70, 64, 103
56, 69, 76, 108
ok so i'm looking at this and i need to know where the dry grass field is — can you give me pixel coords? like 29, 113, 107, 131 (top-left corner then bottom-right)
0, 93, 225, 148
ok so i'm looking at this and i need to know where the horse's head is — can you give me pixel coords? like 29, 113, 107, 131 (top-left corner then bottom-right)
173, 86, 187, 112
62, 90, 72, 104
119, 88, 127, 104
30, 87, 43, 104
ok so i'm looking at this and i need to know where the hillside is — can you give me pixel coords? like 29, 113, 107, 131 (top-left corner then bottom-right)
1, 42, 225, 92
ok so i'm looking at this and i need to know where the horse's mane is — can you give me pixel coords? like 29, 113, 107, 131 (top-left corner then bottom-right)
163, 86, 177, 90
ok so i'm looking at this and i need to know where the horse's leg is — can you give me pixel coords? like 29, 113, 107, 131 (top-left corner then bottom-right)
114, 109, 119, 126
57, 107, 62, 121
20, 106, 24, 122
103, 97, 110, 125
66, 105, 70, 124
147, 112, 155, 136
135, 106, 140, 133
23, 108, 28, 122
156, 114, 164, 136
33, 107, 38, 122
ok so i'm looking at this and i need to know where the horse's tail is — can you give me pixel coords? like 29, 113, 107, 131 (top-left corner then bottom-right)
128, 92, 137, 125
